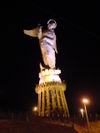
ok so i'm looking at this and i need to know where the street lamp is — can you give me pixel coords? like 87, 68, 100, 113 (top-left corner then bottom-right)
82, 98, 90, 132
80, 108, 84, 118
82, 98, 89, 104
32, 106, 38, 112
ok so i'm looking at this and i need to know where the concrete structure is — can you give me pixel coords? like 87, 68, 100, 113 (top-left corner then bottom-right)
35, 69, 69, 117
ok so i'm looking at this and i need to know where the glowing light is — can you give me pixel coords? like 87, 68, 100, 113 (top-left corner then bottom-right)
80, 108, 84, 118
82, 98, 89, 104
32, 106, 38, 112
82, 97, 90, 131
80, 108, 84, 113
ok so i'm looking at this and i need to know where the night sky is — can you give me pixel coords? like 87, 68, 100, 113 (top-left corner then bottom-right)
0, 1, 100, 114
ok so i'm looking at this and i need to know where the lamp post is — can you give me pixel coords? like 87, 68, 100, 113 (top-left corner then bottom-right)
32, 106, 38, 112
80, 108, 84, 118
82, 98, 90, 132
32, 106, 38, 116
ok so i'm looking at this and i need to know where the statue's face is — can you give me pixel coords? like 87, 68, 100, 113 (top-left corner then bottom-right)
48, 23, 56, 30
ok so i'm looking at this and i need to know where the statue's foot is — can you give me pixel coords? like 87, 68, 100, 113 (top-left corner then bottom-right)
40, 63, 45, 71
44, 65, 50, 70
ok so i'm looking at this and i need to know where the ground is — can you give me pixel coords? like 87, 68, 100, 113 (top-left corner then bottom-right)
0, 118, 77, 133
0, 116, 100, 133
74, 121, 100, 133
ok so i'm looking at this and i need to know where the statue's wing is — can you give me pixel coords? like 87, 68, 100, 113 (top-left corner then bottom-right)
24, 29, 39, 37
24, 26, 42, 38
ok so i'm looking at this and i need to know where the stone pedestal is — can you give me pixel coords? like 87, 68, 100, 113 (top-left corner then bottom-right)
35, 69, 69, 117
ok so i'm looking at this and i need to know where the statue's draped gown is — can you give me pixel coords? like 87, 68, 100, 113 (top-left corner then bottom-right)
40, 30, 56, 69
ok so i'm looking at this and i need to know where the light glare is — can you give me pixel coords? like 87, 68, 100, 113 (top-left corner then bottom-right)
80, 108, 84, 113
33, 106, 38, 112
82, 98, 89, 104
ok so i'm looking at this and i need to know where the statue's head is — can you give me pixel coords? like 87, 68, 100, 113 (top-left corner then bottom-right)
47, 19, 57, 30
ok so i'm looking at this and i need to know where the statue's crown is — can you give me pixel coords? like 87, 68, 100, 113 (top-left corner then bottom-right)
47, 19, 57, 28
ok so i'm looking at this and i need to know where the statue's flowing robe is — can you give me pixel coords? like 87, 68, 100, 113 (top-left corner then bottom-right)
39, 30, 56, 68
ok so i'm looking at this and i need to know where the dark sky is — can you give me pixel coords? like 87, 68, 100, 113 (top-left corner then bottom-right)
0, 1, 100, 114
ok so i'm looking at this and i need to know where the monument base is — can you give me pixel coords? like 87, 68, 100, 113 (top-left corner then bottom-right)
39, 68, 61, 84
35, 69, 69, 118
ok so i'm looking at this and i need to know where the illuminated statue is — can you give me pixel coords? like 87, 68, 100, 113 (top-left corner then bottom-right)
39, 19, 58, 69
24, 19, 58, 69
24, 19, 69, 118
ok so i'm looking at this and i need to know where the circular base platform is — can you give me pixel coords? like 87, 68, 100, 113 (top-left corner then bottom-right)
39, 69, 61, 84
